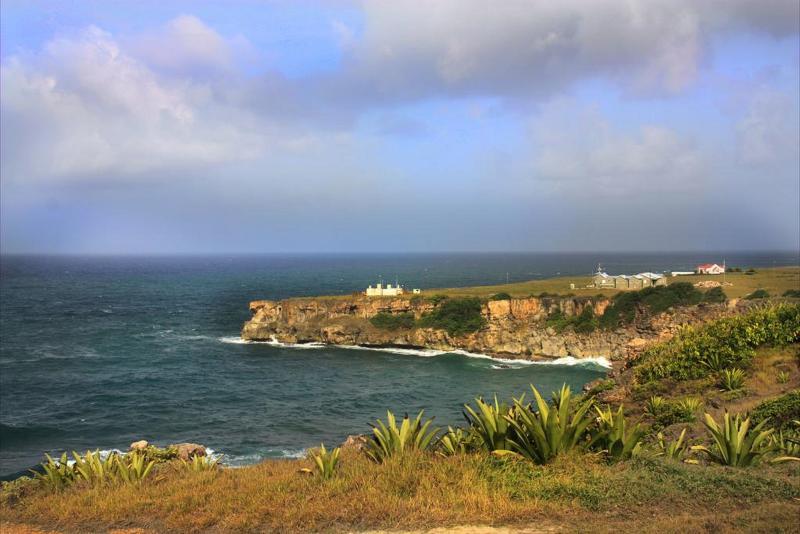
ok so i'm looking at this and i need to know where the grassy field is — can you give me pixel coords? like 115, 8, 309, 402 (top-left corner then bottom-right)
2, 448, 798, 533
302, 266, 799, 301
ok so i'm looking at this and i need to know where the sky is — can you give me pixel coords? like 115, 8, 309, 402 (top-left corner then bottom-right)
1, 0, 798, 254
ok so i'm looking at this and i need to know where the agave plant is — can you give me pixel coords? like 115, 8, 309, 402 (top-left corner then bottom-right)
437, 426, 473, 456
691, 412, 774, 466
181, 454, 220, 472
719, 368, 746, 391
677, 397, 702, 414
115, 452, 156, 484
463, 396, 515, 452
591, 405, 645, 461
364, 410, 440, 463
776, 371, 790, 384
656, 429, 689, 460
644, 396, 666, 417
504, 384, 594, 464
72, 450, 118, 485
310, 443, 340, 479
33, 452, 76, 490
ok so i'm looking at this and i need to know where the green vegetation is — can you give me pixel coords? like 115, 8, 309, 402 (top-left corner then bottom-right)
591, 405, 645, 461
311, 444, 340, 479
635, 304, 800, 382
783, 289, 800, 298
364, 410, 439, 463
489, 292, 512, 301
777, 370, 790, 384
181, 455, 220, 472
644, 395, 699, 427
691, 413, 777, 467
505, 385, 594, 464
34, 449, 157, 490
369, 312, 415, 330
546, 306, 598, 333
417, 297, 486, 336
463, 396, 515, 452
746, 289, 770, 299
703, 286, 727, 303
749, 391, 800, 431
720, 368, 746, 391
656, 429, 689, 460
599, 282, 704, 329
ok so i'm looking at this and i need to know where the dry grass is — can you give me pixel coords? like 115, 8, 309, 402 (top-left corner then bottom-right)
2, 448, 799, 533
303, 266, 799, 301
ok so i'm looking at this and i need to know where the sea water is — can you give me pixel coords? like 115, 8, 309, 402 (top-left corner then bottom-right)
0, 252, 794, 477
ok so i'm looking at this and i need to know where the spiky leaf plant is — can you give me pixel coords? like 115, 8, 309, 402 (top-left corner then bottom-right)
656, 429, 689, 460
311, 444, 340, 479
437, 426, 474, 456
463, 396, 516, 452
504, 384, 594, 464
32, 453, 75, 490
645, 396, 666, 416
719, 368, 746, 391
71, 450, 117, 485
591, 405, 645, 461
115, 452, 155, 484
181, 455, 220, 472
777, 371, 790, 384
364, 410, 440, 463
691, 412, 774, 466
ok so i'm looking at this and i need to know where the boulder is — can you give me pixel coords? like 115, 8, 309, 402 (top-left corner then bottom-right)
170, 443, 207, 460
340, 434, 368, 451
129, 440, 149, 451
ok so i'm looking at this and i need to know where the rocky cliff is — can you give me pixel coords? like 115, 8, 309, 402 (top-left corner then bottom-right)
241, 295, 740, 362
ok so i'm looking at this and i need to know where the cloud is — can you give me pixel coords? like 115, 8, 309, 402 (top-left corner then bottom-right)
329, 0, 798, 102
531, 99, 706, 196
0, 22, 289, 183
736, 86, 800, 166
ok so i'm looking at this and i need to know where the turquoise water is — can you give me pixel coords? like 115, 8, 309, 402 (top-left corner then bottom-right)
1, 252, 795, 477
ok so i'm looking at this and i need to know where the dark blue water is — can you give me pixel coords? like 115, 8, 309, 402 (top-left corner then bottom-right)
1, 252, 796, 477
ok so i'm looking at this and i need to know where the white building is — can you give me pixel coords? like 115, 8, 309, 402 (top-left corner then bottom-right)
697, 263, 725, 275
365, 282, 405, 297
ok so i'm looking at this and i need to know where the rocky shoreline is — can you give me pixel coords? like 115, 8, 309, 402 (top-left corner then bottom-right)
241, 294, 742, 363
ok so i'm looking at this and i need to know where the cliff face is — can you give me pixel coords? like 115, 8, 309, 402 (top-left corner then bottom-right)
241, 295, 736, 361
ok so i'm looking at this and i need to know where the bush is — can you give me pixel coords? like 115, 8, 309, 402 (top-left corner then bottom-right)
635, 304, 800, 383
417, 297, 486, 336
703, 287, 727, 303
369, 312, 415, 330
748, 391, 800, 431
745, 289, 770, 300
691, 413, 775, 467
599, 283, 703, 329
783, 289, 800, 298
489, 292, 512, 301
546, 306, 597, 334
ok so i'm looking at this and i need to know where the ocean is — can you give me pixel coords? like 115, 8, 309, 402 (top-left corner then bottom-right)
0, 252, 796, 478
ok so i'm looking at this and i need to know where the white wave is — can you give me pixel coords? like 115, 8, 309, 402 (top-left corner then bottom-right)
220, 334, 611, 369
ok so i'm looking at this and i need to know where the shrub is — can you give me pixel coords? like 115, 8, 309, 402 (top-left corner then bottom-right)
748, 391, 800, 431
719, 368, 746, 391
365, 410, 439, 463
703, 287, 727, 303
489, 292, 512, 301
656, 429, 689, 460
311, 444, 340, 479
428, 294, 448, 305
181, 455, 220, 472
33, 453, 76, 491
546, 306, 597, 334
369, 312, 415, 330
437, 427, 474, 456
783, 289, 800, 298
777, 371, 790, 384
634, 304, 800, 382
645, 396, 667, 417
599, 283, 703, 329
417, 297, 486, 336
645, 397, 697, 428
464, 396, 516, 452
692, 413, 775, 467
745, 289, 770, 300
504, 385, 594, 464
590, 405, 645, 461
115, 452, 156, 485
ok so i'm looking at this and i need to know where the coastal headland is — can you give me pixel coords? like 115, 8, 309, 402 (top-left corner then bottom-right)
242, 266, 800, 364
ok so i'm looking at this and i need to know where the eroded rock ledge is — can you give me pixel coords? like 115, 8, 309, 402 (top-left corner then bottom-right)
241, 294, 741, 362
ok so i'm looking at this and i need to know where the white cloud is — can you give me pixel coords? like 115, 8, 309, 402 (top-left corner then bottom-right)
1, 22, 287, 183
736, 86, 800, 165
531, 99, 706, 196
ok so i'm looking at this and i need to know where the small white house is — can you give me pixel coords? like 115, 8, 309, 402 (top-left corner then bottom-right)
697, 263, 725, 275
365, 283, 404, 297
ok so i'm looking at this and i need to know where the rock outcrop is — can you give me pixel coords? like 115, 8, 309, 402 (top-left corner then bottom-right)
241, 294, 741, 362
